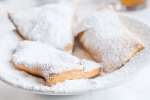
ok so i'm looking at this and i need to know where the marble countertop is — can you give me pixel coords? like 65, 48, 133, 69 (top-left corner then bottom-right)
0, 0, 150, 100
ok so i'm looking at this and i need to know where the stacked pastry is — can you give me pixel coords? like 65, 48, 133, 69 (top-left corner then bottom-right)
9, 3, 144, 85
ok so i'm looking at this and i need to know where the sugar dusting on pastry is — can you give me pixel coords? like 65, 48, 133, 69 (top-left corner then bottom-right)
8, 3, 75, 53
12, 41, 102, 84
12, 41, 102, 73
0, 2, 146, 93
77, 9, 144, 72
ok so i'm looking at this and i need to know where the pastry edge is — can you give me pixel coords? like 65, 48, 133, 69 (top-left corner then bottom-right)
12, 62, 102, 85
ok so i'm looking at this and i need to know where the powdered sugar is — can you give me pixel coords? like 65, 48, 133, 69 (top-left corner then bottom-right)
9, 3, 75, 53
78, 9, 144, 72
12, 41, 101, 75
0, 5, 149, 94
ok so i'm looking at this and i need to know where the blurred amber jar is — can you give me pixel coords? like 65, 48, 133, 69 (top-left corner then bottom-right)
121, 0, 145, 8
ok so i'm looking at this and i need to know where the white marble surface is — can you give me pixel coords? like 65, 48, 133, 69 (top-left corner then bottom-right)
0, 0, 150, 100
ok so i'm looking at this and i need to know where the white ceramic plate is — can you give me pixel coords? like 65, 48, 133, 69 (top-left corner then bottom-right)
0, 13, 150, 95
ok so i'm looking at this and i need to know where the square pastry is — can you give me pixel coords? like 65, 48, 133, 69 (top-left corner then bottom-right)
76, 9, 144, 72
8, 3, 75, 53
12, 41, 103, 85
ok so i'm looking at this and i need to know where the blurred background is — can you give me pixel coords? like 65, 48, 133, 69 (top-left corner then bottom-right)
0, 0, 150, 100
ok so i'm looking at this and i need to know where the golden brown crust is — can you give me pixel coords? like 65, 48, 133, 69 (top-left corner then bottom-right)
64, 42, 74, 53
81, 44, 102, 62
47, 68, 102, 85
124, 42, 144, 64
78, 31, 144, 72
103, 43, 144, 72
8, 13, 27, 40
73, 34, 94, 60
78, 32, 102, 62
13, 63, 44, 78
13, 63, 102, 85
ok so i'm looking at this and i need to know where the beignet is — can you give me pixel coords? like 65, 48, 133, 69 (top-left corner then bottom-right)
76, 9, 144, 72
12, 41, 103, 85
8, 3, 74, 53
